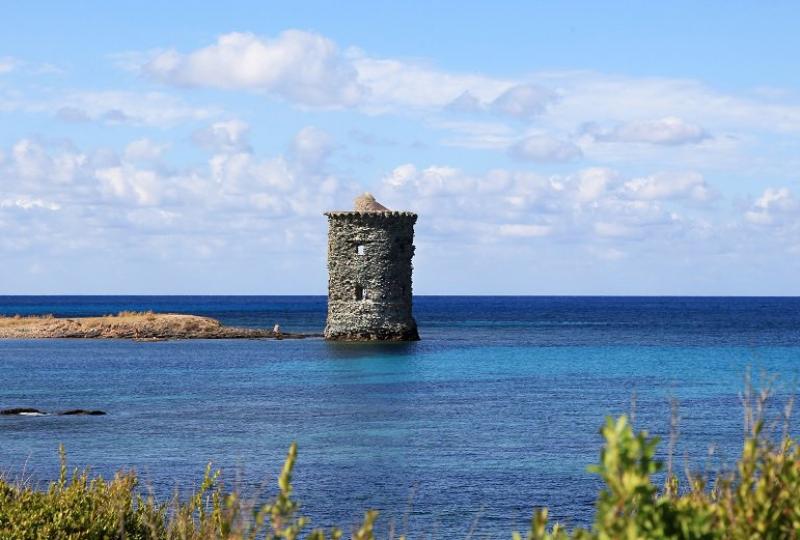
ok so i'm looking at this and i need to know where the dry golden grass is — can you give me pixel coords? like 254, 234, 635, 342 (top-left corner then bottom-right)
0, 312, 300, 340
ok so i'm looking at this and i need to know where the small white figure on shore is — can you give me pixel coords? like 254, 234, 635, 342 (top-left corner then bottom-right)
273, 323, 281, 335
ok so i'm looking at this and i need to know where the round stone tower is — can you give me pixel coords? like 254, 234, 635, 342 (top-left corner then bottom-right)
324, 193, 419, 341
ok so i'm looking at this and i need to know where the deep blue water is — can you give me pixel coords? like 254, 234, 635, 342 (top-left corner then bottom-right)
1, 296, 800, 537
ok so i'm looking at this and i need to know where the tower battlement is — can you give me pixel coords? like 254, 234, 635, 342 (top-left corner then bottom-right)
324, 194, 419, 341
324, 211, 417, 219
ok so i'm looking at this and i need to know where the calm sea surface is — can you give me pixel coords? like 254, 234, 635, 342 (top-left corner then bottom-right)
2, 296, 800, 536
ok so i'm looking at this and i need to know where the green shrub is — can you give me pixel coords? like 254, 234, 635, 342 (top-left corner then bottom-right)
0, 444, 353, 540
3, 414, 800, 539
515, 415, 800, 539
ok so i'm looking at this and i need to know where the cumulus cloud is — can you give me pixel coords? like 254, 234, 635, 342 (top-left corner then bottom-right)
145, 31, 364, 107
574, 167, 617, 203
745, 187, 798, 225
129, 25, 800, 182
509, 135, 583, 162
0, 126, 349, 268
584, 117, 709, 145
192, 120, 251, 153
621, 171, 714, 202
136, 29, 535, 114
96, 165, 163, 206
11, 138, 88, 185
379, 162, 710, 246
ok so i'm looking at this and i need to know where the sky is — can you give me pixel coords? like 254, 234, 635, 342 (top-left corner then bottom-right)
1, 1, 800, 295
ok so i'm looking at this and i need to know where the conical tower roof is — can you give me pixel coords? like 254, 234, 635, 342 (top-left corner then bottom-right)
353, 193, 390, 212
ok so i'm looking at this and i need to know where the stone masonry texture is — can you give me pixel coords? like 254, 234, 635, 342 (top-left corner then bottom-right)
324, 196, 419, 341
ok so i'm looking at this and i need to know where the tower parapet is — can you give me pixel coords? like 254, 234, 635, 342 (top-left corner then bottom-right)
324, 194, 419, 341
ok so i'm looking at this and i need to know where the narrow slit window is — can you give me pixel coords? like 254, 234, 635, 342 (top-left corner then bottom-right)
357, 244, 365, 255
355, 285, 364, 301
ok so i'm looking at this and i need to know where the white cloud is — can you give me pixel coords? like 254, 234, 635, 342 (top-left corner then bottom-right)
145, 31, 364, 107
509, 135, 583, 162
0, 129, 797, 294
381, 163, 467, 198
96, 165, 163, 206
124, 138, 169, 162
584, 117, 708, 145
621, 171, 714, 202
574, 167, 616, 203
379, 162, 708, 246
192, 120, 251, 153
129, 25, 800, 189
0, 197, 60, 211
137, 30, 519, 113
0, 127, 353, 269
490, 84, 556, 119
543, 71, 800, 134
10, 139, 88, 185
209, 152, 295, 195
745, 187, 798, 225
498, 224, 552, 237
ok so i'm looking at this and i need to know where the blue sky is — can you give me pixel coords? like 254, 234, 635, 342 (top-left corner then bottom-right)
1, 1, 800, 294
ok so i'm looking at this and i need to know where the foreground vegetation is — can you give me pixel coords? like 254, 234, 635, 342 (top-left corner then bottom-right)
2, 399, 800, 538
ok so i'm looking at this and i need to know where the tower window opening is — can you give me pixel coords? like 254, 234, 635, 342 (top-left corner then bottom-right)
357, 244, 365, 255
355, 285, 364, 301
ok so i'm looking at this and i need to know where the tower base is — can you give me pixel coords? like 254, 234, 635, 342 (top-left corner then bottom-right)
324, 322, 420, 341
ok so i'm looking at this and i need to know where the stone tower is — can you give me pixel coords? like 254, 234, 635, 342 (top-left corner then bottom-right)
324, 193, 419, 341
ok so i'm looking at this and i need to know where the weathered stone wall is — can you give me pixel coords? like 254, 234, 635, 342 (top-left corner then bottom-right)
324, 211, 419, 341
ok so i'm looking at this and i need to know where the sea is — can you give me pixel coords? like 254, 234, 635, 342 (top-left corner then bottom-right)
1, 296, 800, 537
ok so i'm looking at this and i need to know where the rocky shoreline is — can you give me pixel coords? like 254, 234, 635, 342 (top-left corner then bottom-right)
0, 312, 314, 340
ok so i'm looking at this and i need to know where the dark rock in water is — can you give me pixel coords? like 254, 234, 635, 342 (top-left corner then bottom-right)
0, 407, 107, 416
0, 407, 47, 416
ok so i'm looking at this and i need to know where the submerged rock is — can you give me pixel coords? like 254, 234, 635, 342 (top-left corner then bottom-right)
58, 409, 106, 416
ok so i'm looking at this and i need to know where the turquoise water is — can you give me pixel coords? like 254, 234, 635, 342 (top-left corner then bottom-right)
1, 296, 799, 536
